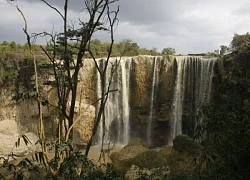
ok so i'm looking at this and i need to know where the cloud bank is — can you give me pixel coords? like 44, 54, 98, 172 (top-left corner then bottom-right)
1, 0, 250, 54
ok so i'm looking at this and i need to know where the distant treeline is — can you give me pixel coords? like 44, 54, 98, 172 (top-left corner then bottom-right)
0, 39, 176, 57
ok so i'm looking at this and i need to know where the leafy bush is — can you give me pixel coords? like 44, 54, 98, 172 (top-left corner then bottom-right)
58, 152, 124, 180
173, 135, 202, 154
194, 33, 250, 179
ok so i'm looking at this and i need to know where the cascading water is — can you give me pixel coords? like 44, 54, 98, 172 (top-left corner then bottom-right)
195, 58, 215, 108
169, 56, 216, 143
95, 56, 216, 146
146, 57, 160, 146
170, 57, 187, 143
120, 59, 132, 144
96, 58, 132, 145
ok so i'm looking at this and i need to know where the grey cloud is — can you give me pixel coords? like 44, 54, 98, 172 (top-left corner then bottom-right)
19, 0, 82, 10
117, 0, 195, 25
231, 4, 250, 16
2, 0, 250, 54
0, 26, 26, 43
19, 0, 186, 24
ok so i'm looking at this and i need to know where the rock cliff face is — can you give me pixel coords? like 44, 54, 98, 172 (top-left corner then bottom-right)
129, 56, 177, 146
0, 90, 39, 159
93, 56, 216, 147
0, 55, 217, 151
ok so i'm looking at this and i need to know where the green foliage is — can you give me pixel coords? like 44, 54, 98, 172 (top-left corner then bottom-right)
125, 146, 200, 180
0, 135, 41, 180
89, 39, 102, 56
206, 51, 219, 57
173, 135, 202, 154
57, 152, 124, 180
9, 41, 17, 49
162, 47, 176, 55
0, 40, 161, 58
195, 33, 250, 179
88, 38, 153, 57
231, 32, 250, 50
150, 47, 158, 55
0, 52, 19, 88
1, 137, 124, 179
0, 41, 39, 53
139, 48, 151, 55
163, 149, 200, 179
12, 91, 37, 101
135, 166, 169, 180
0, 49, 52, 104
206, 45, 229, 58
2, 41, 9, 46
166, 172, 197, 180
116, 39, 140, 56
219, 45, 228, 55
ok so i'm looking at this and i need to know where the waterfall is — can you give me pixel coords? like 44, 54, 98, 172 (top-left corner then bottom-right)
0, 55, 218, 152
147, 57, 160, 146
170, 57, 187, 143
96, 59, 102, 143
120, 58, 132, 144
94, 56, 216, 146
195, 58, 215, 106
169, 57, 216, 143
96, 58, 132, 145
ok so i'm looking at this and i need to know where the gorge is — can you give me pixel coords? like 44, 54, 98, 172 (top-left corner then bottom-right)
0, 55, 217, 155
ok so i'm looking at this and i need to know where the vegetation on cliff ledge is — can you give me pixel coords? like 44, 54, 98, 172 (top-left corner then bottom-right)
194, 33, 250, 179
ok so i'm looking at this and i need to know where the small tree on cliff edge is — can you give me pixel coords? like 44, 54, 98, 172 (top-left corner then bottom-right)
162, 47, 176, 55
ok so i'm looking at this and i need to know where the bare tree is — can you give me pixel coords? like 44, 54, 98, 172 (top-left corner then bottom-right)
7, 0, 120, 176
38, 0, 121, 168
39, 0, 119, 142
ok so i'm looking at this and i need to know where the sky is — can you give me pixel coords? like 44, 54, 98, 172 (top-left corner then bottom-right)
1, 0, 250, 54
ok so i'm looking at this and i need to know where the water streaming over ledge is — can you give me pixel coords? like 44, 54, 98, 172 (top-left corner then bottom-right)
146, 57, 160, 146
95, 56, 216, 146
169, 56, 216, 144
96, 58, 132, 145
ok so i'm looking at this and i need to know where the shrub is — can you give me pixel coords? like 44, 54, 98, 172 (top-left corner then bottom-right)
58, 152, 124, 180
173, 135, 202, 154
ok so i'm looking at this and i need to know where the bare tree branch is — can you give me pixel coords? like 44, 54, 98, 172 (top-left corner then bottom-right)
41, 0, 64, 20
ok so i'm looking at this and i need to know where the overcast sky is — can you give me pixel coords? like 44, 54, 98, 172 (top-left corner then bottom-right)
1, 0, 250, 54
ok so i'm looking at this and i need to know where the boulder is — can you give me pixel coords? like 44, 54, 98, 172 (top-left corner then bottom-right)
110, 138, 149, 173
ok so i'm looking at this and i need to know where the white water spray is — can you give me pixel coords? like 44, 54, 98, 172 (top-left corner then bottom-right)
146, 57, 160, 145
96, 58, 132, 145
169, 57, 216, 144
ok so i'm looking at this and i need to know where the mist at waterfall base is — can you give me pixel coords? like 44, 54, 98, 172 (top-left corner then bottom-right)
95, 56, 216, 147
